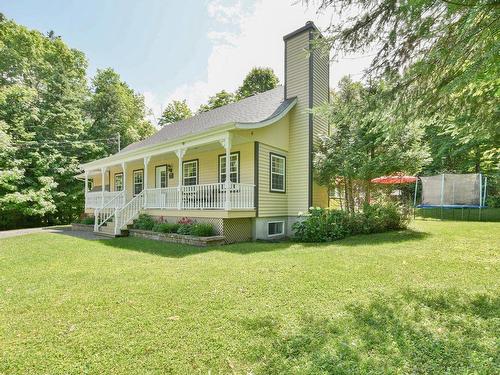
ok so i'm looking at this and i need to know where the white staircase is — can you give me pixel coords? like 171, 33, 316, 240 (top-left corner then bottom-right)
94, 191, 145, 237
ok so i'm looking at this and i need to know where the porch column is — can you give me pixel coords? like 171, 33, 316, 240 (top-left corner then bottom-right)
100, 167, 107, 208
121, 161, 127, 203
175, 148, 186, 210
143, 156, 151, 203
221, 133, 232, 210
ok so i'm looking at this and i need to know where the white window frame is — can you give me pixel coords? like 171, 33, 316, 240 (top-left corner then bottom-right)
114, 173, 123, 192
182, 160, 198, 186
270, 153, 286, 193
219, 152, 239, 183
267, 221, 285, 237
133, 169, 144, 196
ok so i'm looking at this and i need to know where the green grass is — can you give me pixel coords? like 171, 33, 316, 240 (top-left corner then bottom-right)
1, 221, 499, 374
415, 207, 500, 222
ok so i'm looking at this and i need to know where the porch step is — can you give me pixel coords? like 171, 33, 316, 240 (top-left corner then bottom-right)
96, 224, 128, 237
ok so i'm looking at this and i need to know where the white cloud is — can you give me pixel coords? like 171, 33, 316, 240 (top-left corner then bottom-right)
147, 0, 373, 123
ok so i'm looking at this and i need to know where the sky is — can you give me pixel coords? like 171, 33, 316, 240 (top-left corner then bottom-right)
1, 0, 373, 125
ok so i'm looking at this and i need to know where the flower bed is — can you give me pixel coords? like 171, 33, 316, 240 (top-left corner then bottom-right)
128, 228, 225, 247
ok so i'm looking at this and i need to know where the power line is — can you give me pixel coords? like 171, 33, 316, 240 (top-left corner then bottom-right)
9, 136, 119, 147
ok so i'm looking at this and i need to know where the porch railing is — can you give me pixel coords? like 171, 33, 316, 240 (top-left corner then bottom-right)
145, 182, 254, 210
86, 191, 124, 209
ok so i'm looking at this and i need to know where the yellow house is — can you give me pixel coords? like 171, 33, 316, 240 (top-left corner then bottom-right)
80, 22, 330, 242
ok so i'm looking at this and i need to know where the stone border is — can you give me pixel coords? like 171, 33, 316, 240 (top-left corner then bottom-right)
129, 229, 226, 247
71, 223, 94, 232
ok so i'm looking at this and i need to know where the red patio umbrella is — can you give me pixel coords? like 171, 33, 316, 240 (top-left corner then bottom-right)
371, 175, 417, 184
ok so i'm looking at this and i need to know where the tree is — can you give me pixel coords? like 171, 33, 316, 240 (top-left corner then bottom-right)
158, 99, 192, 126
310, 0, 499, 173
0, 17, 156, 229
236, 67, 279, 100
314, 76, 430, 212
87, 68, 155, 156
0, 18, 91, 228
198, 90, 235, 113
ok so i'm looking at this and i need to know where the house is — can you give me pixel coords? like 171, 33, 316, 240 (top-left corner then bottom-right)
80, 21, 330, 242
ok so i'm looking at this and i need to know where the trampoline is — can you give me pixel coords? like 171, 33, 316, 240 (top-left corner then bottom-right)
414, 173, 488, 219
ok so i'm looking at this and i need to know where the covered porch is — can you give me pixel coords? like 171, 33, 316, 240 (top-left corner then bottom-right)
82, 132, 255, 213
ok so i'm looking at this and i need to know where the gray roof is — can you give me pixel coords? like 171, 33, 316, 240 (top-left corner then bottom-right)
121, 86, 293, 154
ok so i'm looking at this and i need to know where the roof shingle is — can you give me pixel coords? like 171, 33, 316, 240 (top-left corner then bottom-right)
120, 86, 290, 154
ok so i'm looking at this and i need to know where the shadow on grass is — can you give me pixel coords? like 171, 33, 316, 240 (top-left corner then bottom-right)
241, 289, 500, 374
295, 229, 431, 249
96, 228, 430, 258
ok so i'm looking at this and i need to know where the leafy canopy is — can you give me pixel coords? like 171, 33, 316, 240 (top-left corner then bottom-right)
310, 0, 499, 173
236, 67, 279, 100
158, 100, 192, 126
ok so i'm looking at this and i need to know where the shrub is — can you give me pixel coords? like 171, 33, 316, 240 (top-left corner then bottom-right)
190, 223, 214, 237
80, 216, 94, 225
177, 224, 191, 235
153, 222, 180, 234
133, 214, 156, 231
293, 204, 410, 242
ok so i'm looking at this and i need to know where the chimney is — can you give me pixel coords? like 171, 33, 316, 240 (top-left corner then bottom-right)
283, 21, 330, 210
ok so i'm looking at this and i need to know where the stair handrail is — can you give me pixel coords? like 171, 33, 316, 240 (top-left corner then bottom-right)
94, 191, 125, 232
114, 190, 145, 235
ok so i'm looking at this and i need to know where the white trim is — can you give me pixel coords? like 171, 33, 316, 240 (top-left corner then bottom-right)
267, 221, 285, 237
235, 98, 297, 129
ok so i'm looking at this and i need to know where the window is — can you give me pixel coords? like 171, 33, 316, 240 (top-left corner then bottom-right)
219, 152, 239, 183
182, 160, 198, 186
270, 153, 286, 192
268, 221, 284, 236
133, 169, 143, 196
155, 165, 167, 188
114, 173, 123, 192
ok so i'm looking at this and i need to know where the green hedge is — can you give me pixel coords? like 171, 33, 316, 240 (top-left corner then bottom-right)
293, 204, 410, 242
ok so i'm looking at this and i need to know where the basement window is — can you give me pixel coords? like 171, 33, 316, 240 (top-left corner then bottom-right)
268, 221, 284, 237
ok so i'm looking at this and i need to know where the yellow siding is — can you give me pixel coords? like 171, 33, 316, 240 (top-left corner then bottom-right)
311, 36, 330, 208
236, 115, 290, 152
258, 143, 288, 217
312, 42, 329, 144
286, 31, 311, 216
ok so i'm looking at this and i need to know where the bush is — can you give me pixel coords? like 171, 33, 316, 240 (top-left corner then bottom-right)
133, 214, 156, 231
190, 223, 214, 237
177, 224, 191, 235
152, 222, 180, 234
80, 216, 94, 225
293, 204, 410, 242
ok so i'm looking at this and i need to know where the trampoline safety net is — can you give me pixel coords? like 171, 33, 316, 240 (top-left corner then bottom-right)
420, 174, 481, 206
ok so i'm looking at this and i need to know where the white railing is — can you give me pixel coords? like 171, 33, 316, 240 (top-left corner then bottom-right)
94, 191, 125, 231
229, 183, 254, 209
86, 191, 124, 209
145, 187, 178, 209
144, 182, 254, 210
114, 191, 145, 234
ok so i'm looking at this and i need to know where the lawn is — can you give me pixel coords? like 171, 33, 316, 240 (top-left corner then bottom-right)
1, 221, 499, 374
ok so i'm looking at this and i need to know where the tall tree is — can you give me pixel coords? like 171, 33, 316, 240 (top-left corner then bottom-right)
158, 99, 192, 126
198, 90, 235, 113
314, 76, 430, 212
0, 17, 91, 228
310, 0, 499, 173
87, 68, 155, 155
236, 67, 279, 100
